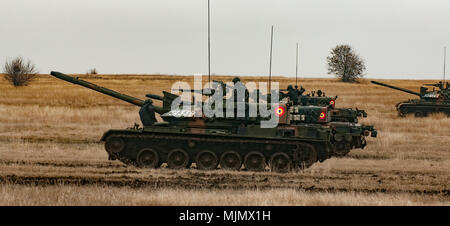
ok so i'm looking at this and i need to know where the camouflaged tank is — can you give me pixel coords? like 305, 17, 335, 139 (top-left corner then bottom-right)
291, 88, 368, 123
278, 86, 376, 157
50, 71, 377, 172
371, 81, 450, 117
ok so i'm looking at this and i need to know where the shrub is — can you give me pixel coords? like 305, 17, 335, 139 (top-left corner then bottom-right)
3, 57, 39, 86
87, 68, 98, 75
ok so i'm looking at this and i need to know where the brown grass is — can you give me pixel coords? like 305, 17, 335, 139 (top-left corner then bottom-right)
0, 73, 449, 205
0, 185, 446, 206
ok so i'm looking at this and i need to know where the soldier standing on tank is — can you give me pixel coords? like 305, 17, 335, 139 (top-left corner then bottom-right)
230, 77, 249, 118
316, 90, 323, 97
139, 99, 157, 126
437, 81, 444, 90
295, 85, 306, 96
285, 85, 299, 104
231, 77, 249, 103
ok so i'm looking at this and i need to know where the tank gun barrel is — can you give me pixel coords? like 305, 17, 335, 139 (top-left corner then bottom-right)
172, 88, 216, 96
145, 93, 163, 101
50, 71, 165, 114
212, 80, 231, 87
371, 81, 421, 96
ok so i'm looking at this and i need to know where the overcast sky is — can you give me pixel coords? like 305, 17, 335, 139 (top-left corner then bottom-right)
1, 0, 449, 79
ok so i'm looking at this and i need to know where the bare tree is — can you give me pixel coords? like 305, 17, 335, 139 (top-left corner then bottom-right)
3, 57, 39, 86
327, 44, 366, 83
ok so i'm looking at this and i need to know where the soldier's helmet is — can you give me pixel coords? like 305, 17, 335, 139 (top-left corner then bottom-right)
287, 85, 293, 90
232, 77, 241, 84
144, 99, 153, 104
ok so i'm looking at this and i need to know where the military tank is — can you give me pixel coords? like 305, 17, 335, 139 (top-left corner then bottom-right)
276, 86, 375, 156
371, 81, 450, 117
212, 79, 376, 157
50, 71, 377, 172
278, 86, 368, 123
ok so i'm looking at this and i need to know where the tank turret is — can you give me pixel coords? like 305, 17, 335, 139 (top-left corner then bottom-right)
424, 81, 450, 91
278, 84, 371, 123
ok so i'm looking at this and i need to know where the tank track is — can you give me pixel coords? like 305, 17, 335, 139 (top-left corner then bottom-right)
103, 130, 332, 172
397, 102, 450, 117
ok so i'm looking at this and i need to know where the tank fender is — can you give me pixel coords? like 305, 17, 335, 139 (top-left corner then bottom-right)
100, 129, 142, 141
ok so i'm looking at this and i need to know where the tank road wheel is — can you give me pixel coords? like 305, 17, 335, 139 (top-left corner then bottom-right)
136, 148, 160, 168
397, 110, 407, 117
333, 142, 351, 157
270, 152, 291, 173
196, 150, 219, 170
220, 151, 242, 171
414, 111, 424, 117
397, 104, 407, 117
244, 152, 266, 172
298, 143, 318, 169
167, 149, 191, 169
105, 136, 125, 154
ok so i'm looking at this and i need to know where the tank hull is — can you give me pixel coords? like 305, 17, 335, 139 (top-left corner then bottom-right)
396, 101, 450, 117
101, 120, 372, 171
101, 127, 335, 171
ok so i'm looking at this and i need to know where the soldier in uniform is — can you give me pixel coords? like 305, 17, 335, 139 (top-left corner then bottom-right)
316, 89, 323, 97
285, 85, 299, 104
437, 81, 444, 90
139, 99, 157, 126
295, 85, 306, 96
230, 77, 249, 119
231, 77, 249, 103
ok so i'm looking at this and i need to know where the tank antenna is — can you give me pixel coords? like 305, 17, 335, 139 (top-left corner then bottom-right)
207, 0, 211, 87
269, 25, 274, 90
296, 43, 299, 87
443, 46, 446, 84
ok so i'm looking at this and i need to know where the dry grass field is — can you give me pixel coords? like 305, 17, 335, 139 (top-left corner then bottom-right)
0, 73, 449, 205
